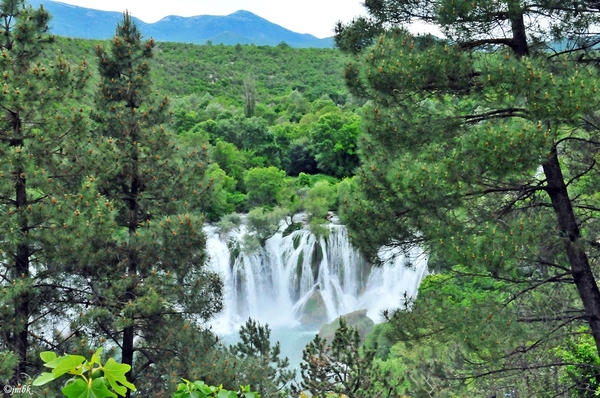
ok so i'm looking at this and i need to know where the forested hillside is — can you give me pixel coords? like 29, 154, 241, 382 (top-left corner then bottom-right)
53, 36, 349, 104
46, 36, 362, 225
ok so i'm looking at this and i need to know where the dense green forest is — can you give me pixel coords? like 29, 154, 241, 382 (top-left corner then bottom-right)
3, 0, 600, 397
48, 35, 362, 229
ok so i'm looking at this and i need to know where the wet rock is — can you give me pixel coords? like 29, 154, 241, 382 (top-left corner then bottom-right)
299, 290, 328, 325
318, 309, 375, 344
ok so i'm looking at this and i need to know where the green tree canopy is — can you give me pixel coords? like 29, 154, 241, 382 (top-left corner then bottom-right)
243, 166, 287, 208
229, 318, 295, 396
337, 0, 600, 393
0, 0, 92, 385
295, 317, 381, 398
82, 13, 223, 396
310, 112, 361, 178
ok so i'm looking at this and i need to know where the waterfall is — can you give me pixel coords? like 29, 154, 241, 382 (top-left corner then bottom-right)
206, 216, 428, 335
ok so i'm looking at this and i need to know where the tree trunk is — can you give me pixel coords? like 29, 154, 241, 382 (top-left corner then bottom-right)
10, 166, 29, 386
121, 324, 134, 398
122, 138, 140, 398
543, 147, 600, 357
509, 4, 529, 57
10, 111, 29, 385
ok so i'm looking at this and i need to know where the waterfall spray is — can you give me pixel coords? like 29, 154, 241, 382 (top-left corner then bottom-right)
206, 217, 428, 334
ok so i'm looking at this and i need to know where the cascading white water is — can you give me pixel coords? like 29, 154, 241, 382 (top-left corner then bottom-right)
206, 217, 428, 335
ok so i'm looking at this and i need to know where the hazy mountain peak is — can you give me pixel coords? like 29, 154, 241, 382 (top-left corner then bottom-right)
27, 1, 333, 48
229, 10, 259, 17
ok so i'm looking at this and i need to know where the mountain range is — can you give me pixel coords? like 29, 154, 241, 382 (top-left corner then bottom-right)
27, 0, 334, 48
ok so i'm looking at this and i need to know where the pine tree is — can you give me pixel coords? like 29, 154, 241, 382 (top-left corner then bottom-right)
243, 76, 257, 118
81, 13, 223, 396
336, 0, 600, 392
229, 318, 295, 396
0, 0, 92, 385
296, 318, 380, 397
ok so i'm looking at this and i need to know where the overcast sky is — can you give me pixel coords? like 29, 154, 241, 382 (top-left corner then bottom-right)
48, 0, 369, 38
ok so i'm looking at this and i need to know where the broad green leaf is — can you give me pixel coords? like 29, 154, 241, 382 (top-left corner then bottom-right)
90, 378, 118, 398
62, 378, 117, 398
32, 372, 57, 386
42, 356, 66, 369
102, 358, 135, 396
42, 355, 86, 377
52, 355, 87, 377
240, 385, 252, 392
62, 379, 87, 398
172, 391, 184, 398
40, 351, 57, 363
190, 380, 214, 394
174, 390, 200, 398
89, 348, 103, 367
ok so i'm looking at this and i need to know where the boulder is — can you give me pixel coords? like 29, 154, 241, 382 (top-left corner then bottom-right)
299, 290, 328, 325
318, 309, 375, 344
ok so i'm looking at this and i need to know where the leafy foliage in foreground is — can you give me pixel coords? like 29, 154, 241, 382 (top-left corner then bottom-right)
174, 379, 260, 398
33, 348, 135, 398
30, 348, 263, 398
